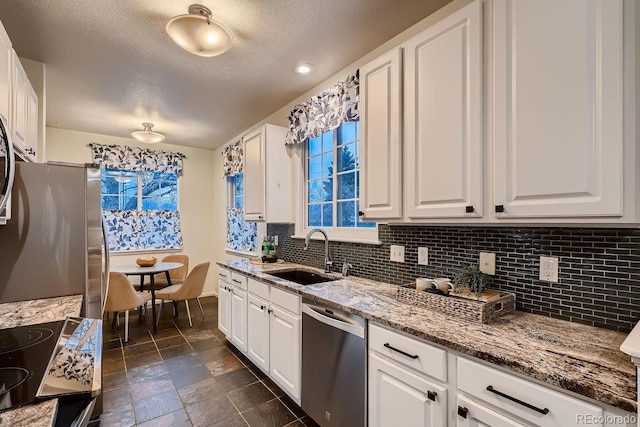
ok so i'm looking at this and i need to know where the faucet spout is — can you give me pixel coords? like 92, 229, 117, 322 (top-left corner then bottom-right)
304, 228, 332, 272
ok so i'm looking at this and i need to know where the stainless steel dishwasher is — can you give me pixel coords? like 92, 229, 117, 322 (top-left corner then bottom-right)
301, 298, 366, 427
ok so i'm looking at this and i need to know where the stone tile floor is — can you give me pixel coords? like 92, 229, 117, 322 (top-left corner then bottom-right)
100, 296, 318, 427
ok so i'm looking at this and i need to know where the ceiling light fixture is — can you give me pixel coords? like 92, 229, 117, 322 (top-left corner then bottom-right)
131, 122, 165, 144
166, 4, 234, 57
294, 63, 315, 75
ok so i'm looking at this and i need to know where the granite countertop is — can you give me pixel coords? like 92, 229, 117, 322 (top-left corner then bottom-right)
0, 295, 84, 427
220, 259, 637, 413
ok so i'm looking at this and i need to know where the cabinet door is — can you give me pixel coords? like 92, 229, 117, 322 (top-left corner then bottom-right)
247, 293, 270, 372
405, 0, 483, 219
11, 52, 28, 152
457, 394, 527, 427
25, 84, 37, 161
493, 0, 623, 218
369, 352, 447, 427
217, 283, 231, 337
269, 304, 301, 402
243, 127, 266, 221
229, 285, 248, 353
0, 21, 11, 127
360, 46, 403, 220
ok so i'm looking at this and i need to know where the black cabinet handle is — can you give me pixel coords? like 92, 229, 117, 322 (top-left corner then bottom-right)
383, 343, 419, 359
232, 279, 242, 284
267, 309, 273, 314
427, 390, 437, 401
495, 205, 505, 213
465, 205, 474, 213
260, 305, 265, 310
358, 211, 364, 217
486, 385, 549, 415
457, 406, 468, 418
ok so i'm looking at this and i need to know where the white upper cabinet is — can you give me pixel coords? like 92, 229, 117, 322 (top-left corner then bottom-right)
359, 47, 403, 220
492, 0, 624, 219
0, 21, 11, 128
405, 0, 483, 219
243, 124, 292, 222
11, 52, 28, 153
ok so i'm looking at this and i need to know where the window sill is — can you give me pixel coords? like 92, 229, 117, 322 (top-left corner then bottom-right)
291, 234, 381, 246
225, 248, 259, 258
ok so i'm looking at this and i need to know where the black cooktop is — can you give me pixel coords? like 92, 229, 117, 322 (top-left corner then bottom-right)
0, 320, 65, 413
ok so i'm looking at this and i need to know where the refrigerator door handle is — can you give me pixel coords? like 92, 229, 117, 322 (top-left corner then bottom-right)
101, 214, 110, 317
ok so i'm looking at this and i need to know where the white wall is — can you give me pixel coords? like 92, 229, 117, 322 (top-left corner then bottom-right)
46, 127, 219, 296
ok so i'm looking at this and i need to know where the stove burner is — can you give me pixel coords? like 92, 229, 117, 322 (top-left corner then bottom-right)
0, 327, 55, 355
0, 367, 30, 396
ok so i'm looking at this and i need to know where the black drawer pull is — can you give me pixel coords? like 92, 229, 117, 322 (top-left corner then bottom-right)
260, 305, 265, 310
486, 385, 549, 415
427, 390, 437, 401
232, 279, 242, 284
457, 406, 468, 418
495, 205, 505, 213
383, 343, 419, 359
465, 205, 474, 213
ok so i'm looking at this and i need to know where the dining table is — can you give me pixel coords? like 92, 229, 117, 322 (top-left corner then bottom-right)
111, 261, 183, 332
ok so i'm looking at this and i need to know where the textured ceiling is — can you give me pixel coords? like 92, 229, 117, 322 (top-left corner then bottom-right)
0, 0, 452, 149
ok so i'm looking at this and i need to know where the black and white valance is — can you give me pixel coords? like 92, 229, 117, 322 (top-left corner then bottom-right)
222, 140, 243, 177
89, 143, 186, 175
285, 71, 359, 145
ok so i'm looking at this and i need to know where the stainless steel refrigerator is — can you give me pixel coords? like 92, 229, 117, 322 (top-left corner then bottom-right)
0, 161, 108, 317
0, 161, 109, 424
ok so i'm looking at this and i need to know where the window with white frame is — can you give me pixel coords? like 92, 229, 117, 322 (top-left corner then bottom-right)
101, 169, 178, 211
304, 121, 376, 238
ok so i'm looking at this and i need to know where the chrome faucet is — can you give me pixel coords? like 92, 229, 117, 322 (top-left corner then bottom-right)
304, 228, 333, 272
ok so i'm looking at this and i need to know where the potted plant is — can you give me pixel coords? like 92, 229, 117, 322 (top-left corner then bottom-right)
452, 264, 492, 300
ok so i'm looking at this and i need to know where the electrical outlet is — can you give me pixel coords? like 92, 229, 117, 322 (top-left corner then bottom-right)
418, 247, 428, 265
274, 235, 278, 245
479, 252, 496, 275
539, 256, 559, 282
390, 245, 405, 263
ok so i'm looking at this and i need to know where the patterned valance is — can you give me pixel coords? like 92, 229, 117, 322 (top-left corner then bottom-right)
222, 140, 243, 177
102, 210, 183, 252
285, 70, 359, 145
89, 143, 186, 175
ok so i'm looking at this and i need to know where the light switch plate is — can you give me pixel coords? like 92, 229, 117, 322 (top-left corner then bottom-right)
418, 247, 428, 265
479, 252, 496, 275
390, 245, 405, 263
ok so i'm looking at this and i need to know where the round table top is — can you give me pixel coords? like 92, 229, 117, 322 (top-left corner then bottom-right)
111, 262, 184, 275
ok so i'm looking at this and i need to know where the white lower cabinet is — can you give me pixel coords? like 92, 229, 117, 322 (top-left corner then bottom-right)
217, 267, 231, 336
229, 272, 248, 353
269, 302, 301, 402
369, 351, 447, 427
247, 293, 270, 372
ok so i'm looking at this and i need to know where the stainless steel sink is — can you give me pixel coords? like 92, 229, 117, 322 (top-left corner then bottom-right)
267, 269, 338, 285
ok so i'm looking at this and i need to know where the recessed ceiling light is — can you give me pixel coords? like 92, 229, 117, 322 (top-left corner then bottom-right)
294, 63, 315, 75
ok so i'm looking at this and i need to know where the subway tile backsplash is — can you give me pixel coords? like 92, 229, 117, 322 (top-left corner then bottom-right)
267, 223, 640, 332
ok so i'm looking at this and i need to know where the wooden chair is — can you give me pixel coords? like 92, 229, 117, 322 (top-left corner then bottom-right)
155, 262, 210, 327
104, 272, 152, 342
152, 254, 189, 289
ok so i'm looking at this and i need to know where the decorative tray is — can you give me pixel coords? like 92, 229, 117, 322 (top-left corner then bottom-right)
396, 284, 515, 323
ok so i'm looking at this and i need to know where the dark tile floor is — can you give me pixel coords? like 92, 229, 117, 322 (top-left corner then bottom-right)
100, 296, 318, 427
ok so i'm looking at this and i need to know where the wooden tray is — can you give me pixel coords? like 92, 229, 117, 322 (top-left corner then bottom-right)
397, 284, 515, 323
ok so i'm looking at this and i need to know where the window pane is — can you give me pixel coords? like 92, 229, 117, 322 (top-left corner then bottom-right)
337, 172, 355, 200
142, 198, 160, 210
322, 131, 334, 153
308, 179, 326, 203
235, 195, 243, 210
322, 203, 333, 227
321, 178, 333, 202
308, 155, 323, 180
338, 122, 356, 145
309, 136, 322, 156
337, 201, 356, 227
337, 144, 356, 172
122, 196, 137, 210
234, 173, 243, 197
308, 204, 321, 226
322, 153, 333, 177
356, 170, 360, 198
102, 195, 118, 209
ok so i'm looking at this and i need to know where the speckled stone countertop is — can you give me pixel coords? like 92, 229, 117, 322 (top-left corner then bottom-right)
0, 295, 84, 427
220, 259, 637, 413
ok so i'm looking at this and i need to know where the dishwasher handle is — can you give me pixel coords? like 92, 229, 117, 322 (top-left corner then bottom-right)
302, 303, 365, 338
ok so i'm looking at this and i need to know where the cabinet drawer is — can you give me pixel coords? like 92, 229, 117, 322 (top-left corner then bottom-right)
249, 278, 270, 300
369, 323, 447, 382
230, 272, 248, 290
457, 357, 602, 427
271, 286, 300, 314
218, 266, 231, 282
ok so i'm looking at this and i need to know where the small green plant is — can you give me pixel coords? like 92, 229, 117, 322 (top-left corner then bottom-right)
453, 264, 491, 298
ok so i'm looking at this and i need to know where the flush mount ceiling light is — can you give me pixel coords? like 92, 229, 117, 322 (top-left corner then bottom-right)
131, 122, 165, 144
166, 4, 234, 57
294, 63, 316, 75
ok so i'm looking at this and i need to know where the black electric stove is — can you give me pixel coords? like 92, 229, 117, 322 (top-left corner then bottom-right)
0, 320, 65, 413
